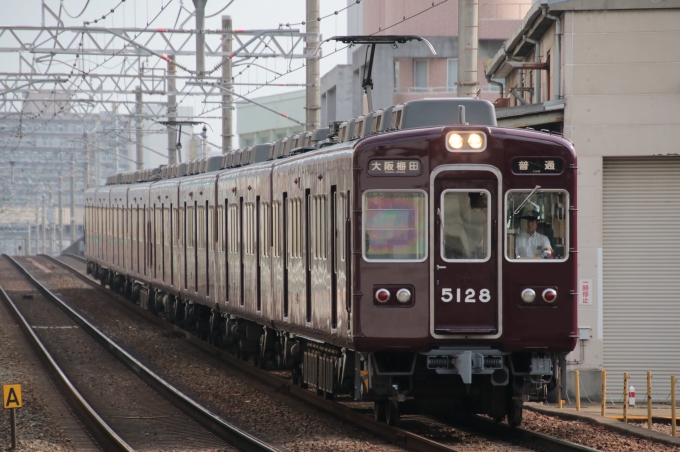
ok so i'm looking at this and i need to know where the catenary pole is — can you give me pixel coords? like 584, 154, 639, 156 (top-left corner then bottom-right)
222, 15, 233, 154
305, 0, 321, 131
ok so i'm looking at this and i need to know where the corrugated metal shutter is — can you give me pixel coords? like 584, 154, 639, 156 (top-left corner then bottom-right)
603, 158, 680, 401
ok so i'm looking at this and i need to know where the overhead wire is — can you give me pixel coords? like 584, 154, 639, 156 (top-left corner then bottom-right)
60, 0, 92, 19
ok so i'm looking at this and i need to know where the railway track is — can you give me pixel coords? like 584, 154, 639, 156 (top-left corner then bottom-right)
0, 254, 279, 452
39, 253, 600, 452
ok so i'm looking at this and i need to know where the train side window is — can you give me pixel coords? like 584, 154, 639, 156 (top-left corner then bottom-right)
229, 204, 239, 254
187, 205, 194, 248
440, 190, 491, 262
336, 192, 346, 262
217, 206, 224, 252
505, 189, 569, 262
314, 195, 327, 260
243, 202, 255, 255
362, 190, 428, 262
272, 201, 281, 257
287, 198, 302, 259
197, 205, 205, 250
260, 202, 270, 257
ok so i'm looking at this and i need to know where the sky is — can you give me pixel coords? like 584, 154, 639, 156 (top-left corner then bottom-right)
1, 0, 351, 160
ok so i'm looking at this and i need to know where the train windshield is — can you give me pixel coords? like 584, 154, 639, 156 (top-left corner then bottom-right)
505, 190, 568, 261
440, 190, 490, 262
363, 190, 427, 262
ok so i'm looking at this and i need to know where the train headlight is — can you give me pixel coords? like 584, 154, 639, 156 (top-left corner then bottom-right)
448, 133, 464, 149
375, 289, 390, 303
468, 133, 483, 149
396, 288, 411, 303
542, 288, 557, 303
521, 288, 536, 303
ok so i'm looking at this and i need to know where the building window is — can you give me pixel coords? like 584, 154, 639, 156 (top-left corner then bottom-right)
393, 60, 400, 92
447, 58, 458, 92
413, 60, 428, 93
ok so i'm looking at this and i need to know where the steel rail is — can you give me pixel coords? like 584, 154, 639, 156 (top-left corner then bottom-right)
0, 255, 133, 452
45, 254, 601, 452
9, 254, 280, 452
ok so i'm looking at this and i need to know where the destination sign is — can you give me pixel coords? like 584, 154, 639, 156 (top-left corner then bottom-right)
368, 159, 422, 176
512, 158, 563, 174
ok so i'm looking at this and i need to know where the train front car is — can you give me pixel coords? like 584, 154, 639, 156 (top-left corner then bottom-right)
353, 99, 577, 426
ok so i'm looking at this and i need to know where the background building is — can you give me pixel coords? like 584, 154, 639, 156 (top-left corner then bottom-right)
486, 0, 680, 400
323, 0, 533, 119
236, 91, 306, 147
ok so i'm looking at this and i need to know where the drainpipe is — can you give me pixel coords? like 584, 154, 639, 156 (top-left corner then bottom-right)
542, 7, 562, 100
522, 36, 540, 103
485, 70, 504, 99
505, 50, 525, 105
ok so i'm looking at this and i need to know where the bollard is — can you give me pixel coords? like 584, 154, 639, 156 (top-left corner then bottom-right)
672, 376, 676, 437
601, 369, 607, 417
629, 385, 636, 407
575, 370, 581, 411
558, 366, 563, 408
647, 371, 653, 430
623, 373, 629, 422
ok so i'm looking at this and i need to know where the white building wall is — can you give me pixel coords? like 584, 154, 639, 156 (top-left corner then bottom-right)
561, 8, 680, 396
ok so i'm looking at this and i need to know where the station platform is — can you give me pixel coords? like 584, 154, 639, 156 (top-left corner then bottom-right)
526, 402, 680, 447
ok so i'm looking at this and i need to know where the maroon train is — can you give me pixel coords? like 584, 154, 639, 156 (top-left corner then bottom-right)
85, 98, 577, 426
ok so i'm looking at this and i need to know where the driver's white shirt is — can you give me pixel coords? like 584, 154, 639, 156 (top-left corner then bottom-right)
515, 230, 551, 258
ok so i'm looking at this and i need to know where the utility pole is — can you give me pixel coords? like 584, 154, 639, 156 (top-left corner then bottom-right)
58, 172, 64, 252
27, 226, 31, 256
49, 186, 55, 254
93, 132, 100, 186
70, 159, 76, 242
202, 126, 208, 158
136, 86, 144, 170
84, 131, 90, 188
457, 0, 479, 98
167, 55, 178, 164
34, 206, 39, 254
41, 194, 46, 254
194, 0, 208, 79
222, 15, 233, 154
305, 0, 321, 131
113, 103, 119, 174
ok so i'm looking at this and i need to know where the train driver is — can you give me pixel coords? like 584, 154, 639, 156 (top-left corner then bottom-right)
515, 205, 553, 259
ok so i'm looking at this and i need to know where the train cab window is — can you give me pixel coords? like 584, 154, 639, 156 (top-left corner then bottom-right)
363, 190, 427, 262
440, 190, 490, 262
505, 189, 569, 261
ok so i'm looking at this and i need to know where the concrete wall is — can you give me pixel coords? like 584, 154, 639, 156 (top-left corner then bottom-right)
560, 8, 680, 398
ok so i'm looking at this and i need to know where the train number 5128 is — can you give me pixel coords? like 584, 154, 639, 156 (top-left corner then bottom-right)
441, 288, 491, 303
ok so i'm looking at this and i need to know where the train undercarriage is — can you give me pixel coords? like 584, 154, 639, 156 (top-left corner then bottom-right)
87, 262, 563, 427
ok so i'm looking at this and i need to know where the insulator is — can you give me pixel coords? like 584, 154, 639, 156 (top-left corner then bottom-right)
484, 356, 503, 369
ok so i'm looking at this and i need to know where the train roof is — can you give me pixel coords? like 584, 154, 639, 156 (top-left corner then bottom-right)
103, 98, 504, 187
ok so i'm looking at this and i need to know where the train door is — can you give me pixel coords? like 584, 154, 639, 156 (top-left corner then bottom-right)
431, 166, 502, 338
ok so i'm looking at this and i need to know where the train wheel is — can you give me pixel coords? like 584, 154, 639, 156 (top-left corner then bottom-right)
507, 399, 523, 427
385, 400, 400, 426
373, 401, 386, 422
